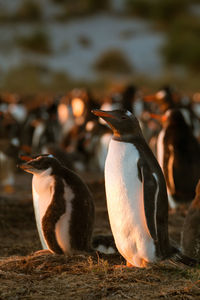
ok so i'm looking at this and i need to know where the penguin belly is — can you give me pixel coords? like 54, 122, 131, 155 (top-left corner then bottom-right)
157, 129, 177, 209
105, 140, 156, 267
32, 171, 54, 250
156, 129, 165, 169
97, 133, 112, 172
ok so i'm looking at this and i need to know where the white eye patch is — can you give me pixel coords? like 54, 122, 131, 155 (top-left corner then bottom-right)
156, 90, 166, 99
125, 110, 132, 117
86, 121, 95, 132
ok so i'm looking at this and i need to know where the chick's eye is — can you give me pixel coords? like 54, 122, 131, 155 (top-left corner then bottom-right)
121, 116, 127, 120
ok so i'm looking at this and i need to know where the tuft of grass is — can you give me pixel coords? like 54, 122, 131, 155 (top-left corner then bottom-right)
16, 30, 51, 54
94, 49, 133, 75
87, 256, 109, 275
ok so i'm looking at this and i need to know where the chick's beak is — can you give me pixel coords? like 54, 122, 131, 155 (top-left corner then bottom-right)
18, 163, 35, 173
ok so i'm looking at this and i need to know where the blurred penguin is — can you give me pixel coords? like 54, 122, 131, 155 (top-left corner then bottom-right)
181, 180, 200, 261
156, 108, 200, 208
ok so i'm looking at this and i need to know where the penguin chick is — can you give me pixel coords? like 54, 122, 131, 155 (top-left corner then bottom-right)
181, 180, 200, 261
92, 109, 197, 268
19, 154, 95, 255
156, 109, 200, 209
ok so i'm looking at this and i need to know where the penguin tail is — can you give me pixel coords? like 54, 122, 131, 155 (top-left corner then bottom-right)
92, 234, 117, 255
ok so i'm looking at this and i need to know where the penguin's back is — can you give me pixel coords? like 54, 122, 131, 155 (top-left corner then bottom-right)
105, 139, 156, 266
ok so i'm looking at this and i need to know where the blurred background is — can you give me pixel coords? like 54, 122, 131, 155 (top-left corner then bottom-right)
1, 0, 200, 194
0, 0, 200, 93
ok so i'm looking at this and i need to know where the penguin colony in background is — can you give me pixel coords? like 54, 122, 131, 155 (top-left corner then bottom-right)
181, 179, 200, 262
92, 109, 197, 268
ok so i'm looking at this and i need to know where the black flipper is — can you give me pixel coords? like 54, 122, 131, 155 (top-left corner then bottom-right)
138, 160, 158, 241
42, 177, 65, 254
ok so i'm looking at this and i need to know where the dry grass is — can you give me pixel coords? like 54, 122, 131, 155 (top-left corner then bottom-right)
1, 172, 200, 299
1, 252, 200, 299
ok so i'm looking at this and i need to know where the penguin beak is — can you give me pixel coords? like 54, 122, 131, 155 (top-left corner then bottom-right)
19, 155, 32, 162
150, 113, 167, 124
91, 109, 116, 120
143, 94, 157, 102
20, 144, 31, 154
18, 163, 35, 174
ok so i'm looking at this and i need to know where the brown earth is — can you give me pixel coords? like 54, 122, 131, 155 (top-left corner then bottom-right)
0, 171, 200, 299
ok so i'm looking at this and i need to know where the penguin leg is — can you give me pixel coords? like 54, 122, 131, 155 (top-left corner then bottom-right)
126, 261, 134, 267
127, 258, 148, 268
140, 259, 148, 268
114, 260, 139, 268
168, 194, 177, 210
34, 249, 53, 256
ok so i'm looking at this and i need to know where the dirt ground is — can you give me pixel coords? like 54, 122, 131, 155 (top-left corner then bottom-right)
0, 170, 200, 300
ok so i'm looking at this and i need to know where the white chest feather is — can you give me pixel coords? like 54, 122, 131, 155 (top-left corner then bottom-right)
97, 132, 112, 172
105, 140, 156, 267
32, 169, 74, 254
32, 168, 55, 249
156, 130, 177, 208
156, 129, 165, 169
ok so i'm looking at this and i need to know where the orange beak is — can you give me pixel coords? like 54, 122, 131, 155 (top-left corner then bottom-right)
91, 109, 116, 119
19, 155, 32, 162
150, 113, 167, 123
143, 94, 157, 102
19, 164, 30, 170
18, 162, 35, 174
20, 144, 31, 154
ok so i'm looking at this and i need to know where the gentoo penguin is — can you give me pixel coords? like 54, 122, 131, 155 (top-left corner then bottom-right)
156, 109, 200, 208
92, 109, 197, 268
181, 180, 200, 261
19, 154, 95, 255
144, 85, 179, 114
83, 120, 112, 172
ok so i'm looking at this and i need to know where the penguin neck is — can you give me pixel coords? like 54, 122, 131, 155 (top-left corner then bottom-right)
112, 132, 159, 170
34, 167, 53, 178
112, 132, 144, 144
